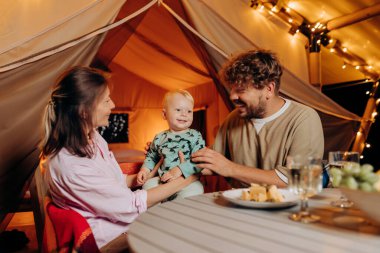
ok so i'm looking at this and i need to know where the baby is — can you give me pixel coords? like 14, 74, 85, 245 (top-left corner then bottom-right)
137, 89, 205, 199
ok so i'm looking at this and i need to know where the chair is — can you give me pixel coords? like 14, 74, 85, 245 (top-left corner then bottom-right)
42, 197, 99, 253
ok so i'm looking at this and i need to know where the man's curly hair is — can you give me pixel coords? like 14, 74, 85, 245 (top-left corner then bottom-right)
220, 50, 283, 94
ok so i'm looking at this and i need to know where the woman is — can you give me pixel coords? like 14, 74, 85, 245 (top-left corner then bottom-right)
40, 66, 198, 252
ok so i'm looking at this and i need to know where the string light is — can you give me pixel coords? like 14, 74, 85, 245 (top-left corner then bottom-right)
360, 155, 364, 159
249, 1, 378, 81
365, 143, 371, 148
372, 112, 378, 118
376, 98, 380, 105
366, 91, 370, 95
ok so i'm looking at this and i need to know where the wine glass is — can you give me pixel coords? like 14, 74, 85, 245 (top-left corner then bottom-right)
287, 156, 323, 223
329, 151, 360, 208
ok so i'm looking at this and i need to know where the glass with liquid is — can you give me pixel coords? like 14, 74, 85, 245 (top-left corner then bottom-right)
287, 156, 323, 223
329, 151, 359, 208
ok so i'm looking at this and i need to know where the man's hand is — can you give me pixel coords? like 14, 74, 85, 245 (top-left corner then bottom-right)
191, 147, 235, 177
161, 167, 183, 182
136, 167, 150, 186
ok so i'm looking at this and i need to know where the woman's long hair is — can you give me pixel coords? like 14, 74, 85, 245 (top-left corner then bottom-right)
40, 66, 108, 158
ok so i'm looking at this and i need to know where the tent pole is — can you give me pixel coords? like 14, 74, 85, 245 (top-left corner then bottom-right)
352, 81, 379, 153
308, 33, 322, 90
327, 3, 380, 31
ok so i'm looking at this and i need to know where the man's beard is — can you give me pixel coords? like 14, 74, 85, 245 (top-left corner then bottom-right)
235, 95, 266, 119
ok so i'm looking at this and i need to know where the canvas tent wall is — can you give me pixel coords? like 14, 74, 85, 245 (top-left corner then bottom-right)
0, 0, 367, 224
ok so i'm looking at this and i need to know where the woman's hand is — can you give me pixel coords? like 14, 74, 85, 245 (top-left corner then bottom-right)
136, 167, 150, 186
161, 167, 183, 182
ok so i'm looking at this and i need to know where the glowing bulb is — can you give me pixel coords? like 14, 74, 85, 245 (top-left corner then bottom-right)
317, 39, 321, 44
296, 29, 299, 33
342, 64, 347, 69
366, 91, 370, 94
360, 155, 364, 159
368, 65, 373, 69
330, 48, 335, 53
355, 66, 360, 70
286, 7, 291, 12
343, 47, 348, 52
376, 98, 380, 105
366, 143, 371, 148
372, 112, 378, 118
311, 28, 315, 32
329, 39, 334, 44
288, 18, 293, 23
357, 131, 362, 136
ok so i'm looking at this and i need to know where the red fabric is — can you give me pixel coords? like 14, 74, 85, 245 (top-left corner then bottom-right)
119, 162, 142, 175
200, 175, 231, 193
44, 201, 99, 253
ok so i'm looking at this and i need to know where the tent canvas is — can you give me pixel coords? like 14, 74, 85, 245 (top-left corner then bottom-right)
1, 0, 378, 226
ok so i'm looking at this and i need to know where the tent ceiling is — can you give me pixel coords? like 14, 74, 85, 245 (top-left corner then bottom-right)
112, 3, 211, 90
290, 0, 380, 84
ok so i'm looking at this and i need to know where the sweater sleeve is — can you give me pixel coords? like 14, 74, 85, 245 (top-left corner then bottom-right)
178, 130, 205, 178
141, 136, 160, 171
47, 154, 148, 225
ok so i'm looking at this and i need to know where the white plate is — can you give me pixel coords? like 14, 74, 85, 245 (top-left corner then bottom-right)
222, 188, 298, 209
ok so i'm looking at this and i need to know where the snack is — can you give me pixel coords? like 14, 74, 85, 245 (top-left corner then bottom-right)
241, 183, 284, 202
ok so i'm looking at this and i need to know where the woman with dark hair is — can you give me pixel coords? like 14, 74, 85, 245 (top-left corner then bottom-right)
40, 66, 197, 252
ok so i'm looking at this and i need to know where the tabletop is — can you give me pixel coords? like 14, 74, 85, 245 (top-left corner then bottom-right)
128, 189, 380, 253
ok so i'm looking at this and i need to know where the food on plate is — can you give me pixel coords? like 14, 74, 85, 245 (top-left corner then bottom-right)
241, 183, 284, 202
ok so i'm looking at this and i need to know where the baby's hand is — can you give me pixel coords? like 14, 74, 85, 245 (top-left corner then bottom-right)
201, 168, 213, 176
136, 168, 150, 186
161, 167, 183, 182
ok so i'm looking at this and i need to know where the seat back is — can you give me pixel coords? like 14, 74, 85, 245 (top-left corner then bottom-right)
42, 197, 99, 253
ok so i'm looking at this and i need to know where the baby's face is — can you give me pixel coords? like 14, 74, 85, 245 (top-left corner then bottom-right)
164, 94, 193, 133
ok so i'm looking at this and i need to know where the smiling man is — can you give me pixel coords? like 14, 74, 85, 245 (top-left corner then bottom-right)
192, 50, 324, 188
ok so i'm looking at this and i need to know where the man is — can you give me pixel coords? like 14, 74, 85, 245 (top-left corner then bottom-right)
191, 50, 324, 188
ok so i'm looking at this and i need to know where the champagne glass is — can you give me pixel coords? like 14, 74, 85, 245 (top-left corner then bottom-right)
287, 156, 323, 223
329, 151, 359, 208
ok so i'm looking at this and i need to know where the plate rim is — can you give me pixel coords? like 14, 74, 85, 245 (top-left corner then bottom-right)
221, 188, 298, 209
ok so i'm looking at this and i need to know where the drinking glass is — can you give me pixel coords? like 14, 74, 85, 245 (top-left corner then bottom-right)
329, 151, 360, 208
287, 156, 323, 223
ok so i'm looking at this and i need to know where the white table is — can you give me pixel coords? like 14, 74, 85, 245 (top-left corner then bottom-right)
128, 189, 380, 253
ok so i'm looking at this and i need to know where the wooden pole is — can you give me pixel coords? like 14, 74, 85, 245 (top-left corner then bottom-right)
308, 33, 322, 90
352, 81, 379, 153
327, 3, 380, 31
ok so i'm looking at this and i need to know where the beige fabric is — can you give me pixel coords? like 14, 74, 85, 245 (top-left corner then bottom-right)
213, 101, 324, 187
0, 0, 125, 66
0, 1, 124, 220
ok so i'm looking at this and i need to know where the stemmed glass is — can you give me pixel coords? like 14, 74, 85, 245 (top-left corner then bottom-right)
329, 151, 360, 208
287, 156, 323, 223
